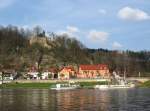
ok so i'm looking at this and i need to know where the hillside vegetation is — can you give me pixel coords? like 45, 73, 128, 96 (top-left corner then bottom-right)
0, 25, 150, 77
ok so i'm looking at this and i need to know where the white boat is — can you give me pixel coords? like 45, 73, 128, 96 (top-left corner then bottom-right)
50, 82, 80, 90
95, 84, 135, 89
95, 71, 135, 89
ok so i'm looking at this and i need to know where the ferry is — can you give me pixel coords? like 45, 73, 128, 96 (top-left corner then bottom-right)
95, 84, 135, 89
50, 81, 80, 90
95, 71, 135, 89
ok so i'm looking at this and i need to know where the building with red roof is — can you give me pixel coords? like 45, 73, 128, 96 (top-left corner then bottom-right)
58, 66, 76, 79
78, 64, 109, 78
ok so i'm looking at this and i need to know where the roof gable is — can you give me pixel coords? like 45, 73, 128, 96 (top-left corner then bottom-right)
79, 64, 108, 70
60, 66, 75, 72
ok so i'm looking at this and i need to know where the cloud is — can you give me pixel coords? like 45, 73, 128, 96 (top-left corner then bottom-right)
98, 9, 107, 15
88, 30, 109, 43
112, 41, 122, 49
66, 26, 79, 33
118, 6, 150, 21
0, 0, 16, 9
56, 25, 79, 37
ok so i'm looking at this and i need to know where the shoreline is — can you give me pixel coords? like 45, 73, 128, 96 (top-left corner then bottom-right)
1, 79, 150, 89
0, 81, 108, 89
139, 80, 150, 88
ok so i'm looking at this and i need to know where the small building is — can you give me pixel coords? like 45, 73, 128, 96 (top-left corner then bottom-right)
58, 66, 76, 79
41, 71, 49, 80
39, 67, 58, 80
28, 66, 39, 80
0, 70, 15, 82
3, 72, 14, 80
49, 68, 58, 79
78, 64, 109, 78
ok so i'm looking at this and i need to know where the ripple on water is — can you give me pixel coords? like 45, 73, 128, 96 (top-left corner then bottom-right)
0, 88, 150, 111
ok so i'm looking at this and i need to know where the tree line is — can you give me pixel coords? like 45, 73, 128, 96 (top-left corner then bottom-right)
0, 25, 150, 77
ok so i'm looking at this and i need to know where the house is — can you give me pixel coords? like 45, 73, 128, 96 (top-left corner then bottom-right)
28, 66, 39, 80
41, 67, 58, 80
3, 72, 14, 80
41, 71, 49, 80
58, 66, 76, 79
77, 64, 109, 78
49, 68, 58, 79
0, 70, 15, 82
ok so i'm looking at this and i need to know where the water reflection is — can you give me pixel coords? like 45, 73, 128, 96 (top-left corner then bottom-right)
0, 89, 150, 111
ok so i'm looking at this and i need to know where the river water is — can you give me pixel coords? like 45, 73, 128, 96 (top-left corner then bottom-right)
0, 88, 150, 111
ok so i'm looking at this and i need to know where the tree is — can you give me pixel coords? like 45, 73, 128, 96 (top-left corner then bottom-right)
33, 26, 45, 37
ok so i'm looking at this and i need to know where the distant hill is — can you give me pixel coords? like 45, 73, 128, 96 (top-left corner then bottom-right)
0, 25, 150, 77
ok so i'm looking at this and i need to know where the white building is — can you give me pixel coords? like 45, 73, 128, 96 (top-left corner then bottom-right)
0, 71, 14, 83
41, 71, 49, 80
28, 71, 40, 79
28, 66, 40, 79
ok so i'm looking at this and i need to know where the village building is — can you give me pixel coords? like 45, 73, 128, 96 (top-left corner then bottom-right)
3, 72, 14, 80
41, 71, 49, 80
27, 66, 39, 80
77, 64, 109, 78
0, 70, 16, 82
27, 67, 58, 80
58, 66, 76, 79
41, 68, 58, 80
49, 68, 58, 79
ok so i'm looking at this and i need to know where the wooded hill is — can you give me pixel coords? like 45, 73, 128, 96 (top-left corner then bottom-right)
0, 25, 150, 77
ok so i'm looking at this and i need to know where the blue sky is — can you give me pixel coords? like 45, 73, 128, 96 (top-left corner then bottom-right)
0, 0, 150, 51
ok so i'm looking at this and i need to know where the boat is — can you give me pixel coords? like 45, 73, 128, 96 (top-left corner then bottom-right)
95, 71, 135, 89
50, 81, 80, 90
95, 84, 135, 89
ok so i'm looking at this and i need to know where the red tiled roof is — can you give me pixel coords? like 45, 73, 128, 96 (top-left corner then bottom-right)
60, 66, 75, 71
65, 66, 74, 71
79, 64, 108, 70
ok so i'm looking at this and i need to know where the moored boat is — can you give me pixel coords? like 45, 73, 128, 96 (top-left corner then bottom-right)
50, 82, 80, 90
95, 84, 135, 89
95, 71, 135, 89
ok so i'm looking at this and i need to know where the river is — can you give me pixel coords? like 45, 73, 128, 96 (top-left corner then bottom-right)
0, 88, 150, 111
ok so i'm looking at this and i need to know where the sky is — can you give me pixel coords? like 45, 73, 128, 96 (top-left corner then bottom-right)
0, 0, 150, 51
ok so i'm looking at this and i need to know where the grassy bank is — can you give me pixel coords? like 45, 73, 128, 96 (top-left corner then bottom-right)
0, 81, 108, 89
139, 80, 150, 88
78, 81, 108, 88
0, 83, 56, 89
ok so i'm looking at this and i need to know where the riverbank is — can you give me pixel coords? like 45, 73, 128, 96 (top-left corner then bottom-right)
0, 81, 108, 89
139, 80, 150, 88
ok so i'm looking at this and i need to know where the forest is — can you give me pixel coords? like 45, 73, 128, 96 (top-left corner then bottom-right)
0, 25, 150, 77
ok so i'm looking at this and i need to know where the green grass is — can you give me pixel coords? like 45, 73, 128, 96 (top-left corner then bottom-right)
0, 81, 108, 89
139, 80, 150, 88
0, 83, 57, 89
77, 81, 108, 88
